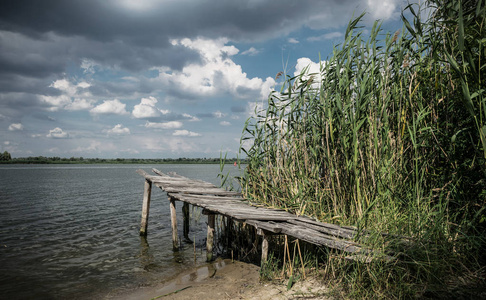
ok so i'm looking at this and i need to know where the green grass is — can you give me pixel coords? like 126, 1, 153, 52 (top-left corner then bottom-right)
234, 1, 486, 298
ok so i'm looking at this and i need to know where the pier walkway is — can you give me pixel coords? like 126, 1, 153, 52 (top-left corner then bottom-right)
137, 168, 390, 263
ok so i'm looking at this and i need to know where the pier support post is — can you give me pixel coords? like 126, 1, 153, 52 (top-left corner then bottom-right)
169, 196, 179, 250
261, 235, 269, 263
206, 214, 215, 261
182, 202, 190, 241
257, 229, 270, 265
225, 216, 233, 248
139, 179, 152, 236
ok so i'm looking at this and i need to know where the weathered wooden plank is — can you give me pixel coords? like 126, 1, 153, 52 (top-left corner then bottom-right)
232, 214, 297, 221
139, 169, 216, 189
153, 168, 211, 184
149, 177, 215, 184
157, 183, 218, 191
149, 176, 216, 185
170, 193, 244, 201
288, 219, 357, 240
168, 193, 299, 221
166, 200, 292, 220
151, 168, 170, 177
275, 222, 366, 254
245, 220, 283, 234
168, 195, 243, 206
294, 216, 358, 232
136, 169, 151, 177
155, 183, 240, 196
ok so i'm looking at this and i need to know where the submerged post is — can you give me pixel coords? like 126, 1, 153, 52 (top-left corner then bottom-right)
139, 179, 152, 236
182, 202, 190, 241
169, 196, 179, 250
206, 214, 215, 261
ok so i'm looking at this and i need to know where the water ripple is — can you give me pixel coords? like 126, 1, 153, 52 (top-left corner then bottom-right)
0, 164, 230, 299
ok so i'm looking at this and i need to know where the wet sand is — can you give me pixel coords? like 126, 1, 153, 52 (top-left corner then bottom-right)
105, 258, 331, 300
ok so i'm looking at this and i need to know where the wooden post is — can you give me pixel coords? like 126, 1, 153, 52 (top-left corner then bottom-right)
139, 179, 152, 236
225, 216, 233, 248
182, 202, 190, 241
169, 196, 179, 250
262, 235, 269, 264
257, 229, 269, 265
206, 214, 215, 261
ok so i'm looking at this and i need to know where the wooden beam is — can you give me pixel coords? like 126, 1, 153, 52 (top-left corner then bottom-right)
206, 214, 215, 261
169, 196, 179, 250
139, 179, 152, 236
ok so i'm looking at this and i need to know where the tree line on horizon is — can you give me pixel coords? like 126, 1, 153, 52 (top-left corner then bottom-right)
0, 151, 244, 164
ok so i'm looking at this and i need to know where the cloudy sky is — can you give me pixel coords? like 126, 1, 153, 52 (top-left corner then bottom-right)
0, 0, 415, 159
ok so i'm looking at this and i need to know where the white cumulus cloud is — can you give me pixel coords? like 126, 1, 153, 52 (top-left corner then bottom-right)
173, 130, 201, 137
145, 121, 183, 129
367, 0, 398, 20
220, 121, 231, 126
41, 78, 93, 111
182, 113, 200, 122
213, 111, 226, 118
158, 38, 275, 101
241, 47, 260, 56
90, 99, 128, 115
65, 98, 95, 111
50, 79, 91, 96
47, 127, 69, 139
8, 123, 24, 131
105, 124, 130, 135
39, 95, 72, 111
294, 57, 326, 88
132, 96, 168, 119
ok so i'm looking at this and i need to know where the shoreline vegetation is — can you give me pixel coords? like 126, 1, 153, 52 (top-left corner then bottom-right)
0, 152, 244, 165
232, 1, 485, 298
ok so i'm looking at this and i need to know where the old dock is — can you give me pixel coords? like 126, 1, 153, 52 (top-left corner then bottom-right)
137, 168, 388, 263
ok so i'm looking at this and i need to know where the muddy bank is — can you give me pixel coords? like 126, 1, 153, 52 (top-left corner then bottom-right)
105, 258, 331, 300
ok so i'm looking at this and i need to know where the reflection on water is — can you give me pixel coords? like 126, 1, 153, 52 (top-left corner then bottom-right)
0, 164, 243, 299
139, 236, 154, 271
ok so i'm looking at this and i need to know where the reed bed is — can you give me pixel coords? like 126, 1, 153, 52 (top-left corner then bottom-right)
236, 1, 485, 297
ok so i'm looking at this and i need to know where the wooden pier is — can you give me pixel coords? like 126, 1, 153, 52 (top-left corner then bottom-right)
137, 168, 391, 263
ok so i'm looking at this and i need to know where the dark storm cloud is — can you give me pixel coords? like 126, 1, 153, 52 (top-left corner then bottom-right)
0, 92, 45, 121
0, 0, 386, 103
0, 0, 361, 43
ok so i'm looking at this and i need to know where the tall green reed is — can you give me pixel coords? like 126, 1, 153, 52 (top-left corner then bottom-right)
237, 1, 485, 297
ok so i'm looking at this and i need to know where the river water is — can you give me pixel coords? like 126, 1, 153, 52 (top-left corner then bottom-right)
0, 164, 241, 299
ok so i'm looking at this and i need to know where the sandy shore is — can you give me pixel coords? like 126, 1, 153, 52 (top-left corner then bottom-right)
105, 258, 331, 300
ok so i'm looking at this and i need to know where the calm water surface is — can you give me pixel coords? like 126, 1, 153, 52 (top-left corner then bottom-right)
0, 164, 240, 299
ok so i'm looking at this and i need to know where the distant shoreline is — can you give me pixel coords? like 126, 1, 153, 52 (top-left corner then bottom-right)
0, 157, 246, 165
